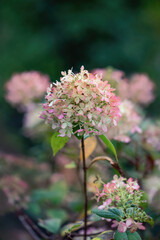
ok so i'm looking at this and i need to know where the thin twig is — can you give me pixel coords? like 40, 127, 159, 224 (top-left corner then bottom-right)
76, 157, 83, 187
19, 215, 41, 240
16, 210, 55, 240
70, 231, 102, 237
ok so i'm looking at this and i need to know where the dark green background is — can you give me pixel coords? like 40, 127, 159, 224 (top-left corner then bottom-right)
0, 0, 160, 153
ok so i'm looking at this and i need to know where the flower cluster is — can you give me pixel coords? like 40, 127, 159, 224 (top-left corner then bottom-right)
5, 71, 50, 109
0, 175, 28, 207
40, 66, 121, 137
95, 175, 152, 233
106, 100, 142, 143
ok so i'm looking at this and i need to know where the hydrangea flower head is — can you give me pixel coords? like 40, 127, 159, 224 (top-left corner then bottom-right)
94, 175, 152, 233
5, 71, 50, 109
40, 66, 121, 137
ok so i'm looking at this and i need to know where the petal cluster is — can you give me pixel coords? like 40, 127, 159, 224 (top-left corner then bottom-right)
40, 66, 121, 137
95, 175, 141, 203
111, 219, 145, 233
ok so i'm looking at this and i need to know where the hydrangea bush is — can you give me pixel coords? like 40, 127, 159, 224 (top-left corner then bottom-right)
3, 66, 158, 240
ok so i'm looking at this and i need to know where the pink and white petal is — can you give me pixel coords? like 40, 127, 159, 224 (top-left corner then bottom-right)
118, 222, 127, 233
126, 218, 133, 227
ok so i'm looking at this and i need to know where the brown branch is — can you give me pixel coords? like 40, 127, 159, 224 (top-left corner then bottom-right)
81, 137, 88, 240
87, 156, 125, 177
19, 215, 41, 240
70, 231, 103, 237
76, 157, 83, 187
16, 210, 55, 240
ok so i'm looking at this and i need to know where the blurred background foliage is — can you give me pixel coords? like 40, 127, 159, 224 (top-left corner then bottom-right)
0, 0, 160, 153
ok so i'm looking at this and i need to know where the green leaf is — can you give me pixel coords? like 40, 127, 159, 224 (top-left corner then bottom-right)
145, 216, 154, 227
65, 161, 76, 169
31, 181, 68, 205
109, 208, 124, 217
61, 221, 84, 236
99, 135, 118, 162
46, 209, 68, 222
126, 231, 142, 240
49, 181, 68, 205
114, 230, 128, 240
51, 132, 69, 156
92, 208, 123, 221
27, 202, 41, 217
39, 218, 61, 234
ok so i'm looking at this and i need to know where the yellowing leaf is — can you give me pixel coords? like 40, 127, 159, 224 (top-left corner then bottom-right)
61, 221, 84, 236
80, 136, 97, 160
87, 175, 101, 193
92, 230, 113, 240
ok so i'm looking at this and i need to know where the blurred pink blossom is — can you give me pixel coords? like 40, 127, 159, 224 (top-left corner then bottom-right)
129, 74, 155, 105
23, 103, 49, 137
92, 68, 155, 106
5, 71, 50, 109
142, 123, 160, 151
0, 175, 28, 207
106, 100, 142, 143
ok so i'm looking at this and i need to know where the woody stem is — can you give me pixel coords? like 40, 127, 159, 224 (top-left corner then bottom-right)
81, 136, 88, 240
